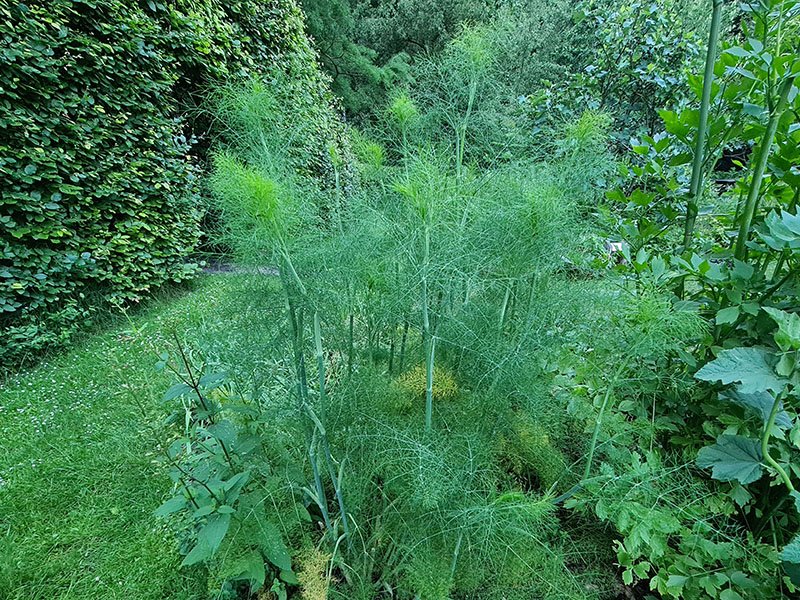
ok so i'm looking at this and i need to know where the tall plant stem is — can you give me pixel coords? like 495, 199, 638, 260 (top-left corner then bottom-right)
424, 336, 436, 431
450, 531, 464, 578
170, 332, 211, 414
422, 221, 435, 431
734, 74, 796, 261
402, 127, 409, 180
285, 294, 309, 407
284, 290, 331, 534
307, 432, 332, 534
279, 243, 308, 297
505, 280, 517, 327
398, 318, 409, 373
583, 362, 628, 482
499, 283, 512, 331
683, 0, 724, 252
455, 78, 477, 179
762, 392, 796, 493
313, 312, 350, 542
388, 324, 396, 374
282, 264, 333, 538
313, 312, 328, 418
347, 313, 354, 377
770, 250, 788, 281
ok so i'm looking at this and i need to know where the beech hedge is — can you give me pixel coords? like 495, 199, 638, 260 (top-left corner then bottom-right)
0, 0, 343, 365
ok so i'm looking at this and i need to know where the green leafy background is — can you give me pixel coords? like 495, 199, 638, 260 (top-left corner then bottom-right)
0, 0, 345, 365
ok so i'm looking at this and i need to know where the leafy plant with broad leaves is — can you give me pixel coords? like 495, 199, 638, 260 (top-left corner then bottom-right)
581, 0, 800, 596
695, 307, 800, 582
154, 339, 308, 597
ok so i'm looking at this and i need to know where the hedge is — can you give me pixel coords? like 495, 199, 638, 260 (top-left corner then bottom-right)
0, 0, 344, 365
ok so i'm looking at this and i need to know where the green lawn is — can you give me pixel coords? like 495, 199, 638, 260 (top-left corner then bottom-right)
0, 274, 271, 600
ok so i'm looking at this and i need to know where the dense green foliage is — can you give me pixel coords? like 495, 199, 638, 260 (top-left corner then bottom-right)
303, 0, 715, 139
151, 2, 800, 598
301, 0, 410, 115
0, 0, 344, 365
151, 20, 622, 597
301, 0, 496, 116
573, 0, 713, 136
1, 0, 198, 363
159, 108, 620, 600
582, 1, 800, 597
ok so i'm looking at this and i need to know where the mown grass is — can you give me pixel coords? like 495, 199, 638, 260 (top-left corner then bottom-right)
0, 274, 276, 600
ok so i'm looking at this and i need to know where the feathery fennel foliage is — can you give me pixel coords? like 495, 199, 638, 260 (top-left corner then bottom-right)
156, 29, 706, 597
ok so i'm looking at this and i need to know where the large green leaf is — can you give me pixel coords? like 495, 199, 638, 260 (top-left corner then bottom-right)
181, 540, 212, 567
696, 435, 763, 484
154, 496, 186, 517
763, 307, 800, 351
780, 534, 800, 585
181, 512, 232, 566
695, 347, 787, 393
715, 305, 740, 325
260, 521, 292, 571
199, 512, 231, 554
226, 551, 266, 590
208, 419, 238, 447
761, 210, 800, 251
279, 569, 299, 584
199, 372, 227, 389
720, 386, 792, 429
163, 382, 192, 403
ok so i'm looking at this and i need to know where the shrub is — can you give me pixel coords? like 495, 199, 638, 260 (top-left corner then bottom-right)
0, 0, 345, 366
0, 0, 202, 364
572, 0, 712, 138
301, 0, 412, 116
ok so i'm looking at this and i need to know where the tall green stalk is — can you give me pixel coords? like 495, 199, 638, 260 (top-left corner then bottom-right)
734, 74, 796, 261
455, 78, 477, 180
683, 0, 724, 252
347, 312, 354, 377
287, 297, 309, 408
313, 313, 328, 419
424, 336, 436, 431
422, 219, 435, 431
450, 530, 464, 579
284, 291, 331, 534
762, 392, 796, 493
314, 312, 350, 542
583, 361, 628, 482
398, 318, 409, 373
402, 127, 409, 179
280, 249, 346, 541
388, 324, 396, 374
499, 284, 512, 331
